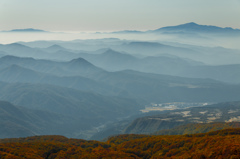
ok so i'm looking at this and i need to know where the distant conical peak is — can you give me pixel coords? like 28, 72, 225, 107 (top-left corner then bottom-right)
7, 43, 27, 47
47, 44, 64, 49
103, 49, 121, 54
68, 58, 97, 69
181, 22, 198, 26
70, 57, 90, 64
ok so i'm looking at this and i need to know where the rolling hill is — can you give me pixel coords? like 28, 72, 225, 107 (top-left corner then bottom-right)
1, 55, 240, 103
154, 122, 240, 135
123, 101, 240, 134
0, 81, 142, 139
0, 81, 141, 120
0, 55, 105, 77
0, 101, 78, 138
1, 128, 240, 158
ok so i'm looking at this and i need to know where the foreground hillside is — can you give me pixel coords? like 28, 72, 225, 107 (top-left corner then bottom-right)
154, 122, 240, 135
1, 128, 240, 158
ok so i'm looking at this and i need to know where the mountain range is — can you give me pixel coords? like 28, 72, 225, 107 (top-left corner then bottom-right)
152, 22, 240, 35
0, 101, 76, 138
1, 41, 240, 83
1, 53, 240, 139
109, 22, 240, 35
1, 55, 240, 103
3, 22, 240, 35
1, 22, 240, 140
0, 81, 141, 139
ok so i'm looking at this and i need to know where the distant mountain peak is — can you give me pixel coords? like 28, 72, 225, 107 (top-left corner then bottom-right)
47, 44, 64, 49
6, 28, 47, 32
67, 57, 103, 73
111, 30, 144, 34
4, 43, 31, 50
7, 43, 27, 47
69, 57, 93, 66
154, 22, 240, 34
187, 22, 197, 25
45, 44, 66, 52
127, 41, 166, 47
103, 49, 121, 55
179, 22, 199, 26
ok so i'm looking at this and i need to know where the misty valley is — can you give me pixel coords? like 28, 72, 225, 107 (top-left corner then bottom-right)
1, 23, 240, 158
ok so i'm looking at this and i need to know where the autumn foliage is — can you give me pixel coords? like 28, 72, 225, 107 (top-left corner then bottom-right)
1, 129, 240, 158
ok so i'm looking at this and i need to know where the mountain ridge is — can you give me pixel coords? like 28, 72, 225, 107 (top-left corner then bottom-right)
2, 28, 48, 32
152, 22, 240, 34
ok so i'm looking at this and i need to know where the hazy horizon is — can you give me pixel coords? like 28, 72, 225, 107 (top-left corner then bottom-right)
1, 0, 240, 32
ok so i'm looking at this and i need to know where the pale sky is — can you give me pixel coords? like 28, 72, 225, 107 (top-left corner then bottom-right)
1, 0, 240, 31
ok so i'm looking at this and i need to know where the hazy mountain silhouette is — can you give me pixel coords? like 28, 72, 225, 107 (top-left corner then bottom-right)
178, 64, 240, 84
0, 81, 139, 114
0, 64, 43, 82
76, 49, 204, 74
77, 49, 138, 71
0, 100, 78, 138
89, 70, 240, 103
113, 41, 199, 57
1, 63, 124, 96
0, 81, 142, 133
111, 30, 144, 34
0, 43, 54, 59
3, 28, 48, 32
109, 22, 240, 36
1, 56, 240, 103
5, 39, 239, 65
44, 44, 67, 52
152, 22, 240, 35
0, 55, 105, 77
0, 51, 6, 57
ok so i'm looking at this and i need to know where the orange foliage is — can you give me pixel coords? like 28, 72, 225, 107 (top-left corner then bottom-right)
1, 129, 240, 158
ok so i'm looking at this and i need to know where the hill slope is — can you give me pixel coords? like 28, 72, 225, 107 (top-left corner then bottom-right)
154, 122, 240, 135
123, 101, 240, 134
1, 128, 240, 158
1, 56, 240, 103
0, 81, 141, 120
0, 101, 77, 138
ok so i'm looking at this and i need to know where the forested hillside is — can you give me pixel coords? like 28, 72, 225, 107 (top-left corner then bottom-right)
1, 128, 240, 158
